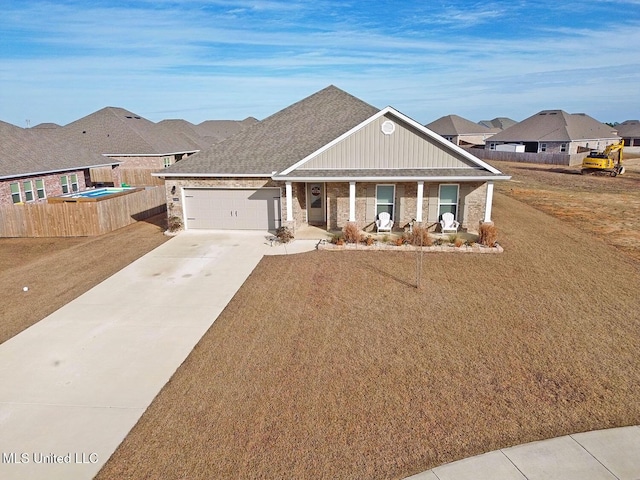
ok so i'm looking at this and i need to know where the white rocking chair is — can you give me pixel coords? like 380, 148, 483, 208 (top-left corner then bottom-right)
376, 212, 393, 233
440, 212, 460, 233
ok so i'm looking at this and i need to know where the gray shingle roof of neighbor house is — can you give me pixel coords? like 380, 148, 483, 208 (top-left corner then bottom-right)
194, 117, 259, 144
158, 117, 258, 149
489, 110, 620, 142
0, 121, 119, 180
615, 120, 640, 137
159, 85, 380, 176
48, 107, 202, 155
426, 114, 494, 135
478, 117, 518, 130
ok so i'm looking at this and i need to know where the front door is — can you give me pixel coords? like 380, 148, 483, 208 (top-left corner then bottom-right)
306, 183, 325, 225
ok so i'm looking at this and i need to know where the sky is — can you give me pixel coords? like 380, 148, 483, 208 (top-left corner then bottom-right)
1, 0, 639, 128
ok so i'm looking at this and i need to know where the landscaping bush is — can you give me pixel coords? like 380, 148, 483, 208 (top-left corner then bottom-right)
342, 222, 360, 244
275, 226, 294, 244
407, 225, 433, 247
478, 222, 498, 246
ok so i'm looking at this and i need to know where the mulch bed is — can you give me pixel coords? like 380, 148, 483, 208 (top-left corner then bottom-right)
96, 194, 640, 480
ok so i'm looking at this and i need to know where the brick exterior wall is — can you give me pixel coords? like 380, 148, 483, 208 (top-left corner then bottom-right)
164, 178, 489, 234
0, 170, 89, 207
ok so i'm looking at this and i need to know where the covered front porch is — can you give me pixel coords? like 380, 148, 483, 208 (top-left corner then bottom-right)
283, 180, 496, 235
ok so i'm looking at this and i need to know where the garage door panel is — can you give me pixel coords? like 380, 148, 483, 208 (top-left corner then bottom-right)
184, 188, 281, 230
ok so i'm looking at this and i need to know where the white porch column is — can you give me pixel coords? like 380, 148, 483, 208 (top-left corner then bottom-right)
416, 181, 424, 222
285, 182, 293, 222
483, 181, 494, 223
349, 182, 356, 222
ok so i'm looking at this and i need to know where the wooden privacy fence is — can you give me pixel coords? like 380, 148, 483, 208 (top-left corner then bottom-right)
469, 148, 590, 166
0, 187, 166, 237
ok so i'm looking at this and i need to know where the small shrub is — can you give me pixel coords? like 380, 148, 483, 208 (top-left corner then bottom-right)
394, 237, 405, 246
382, 234, 389, 243
465, 239, 476, 247
167, 216, 183, 233
331, 234, 344, 245
448, 234, 459, 245
407, 225, 433, 247
365, 236, 375, 246
454, 237, 464, 248
275, 226, 294, 244
342, 222, 360, 244
478, 223, 498, 247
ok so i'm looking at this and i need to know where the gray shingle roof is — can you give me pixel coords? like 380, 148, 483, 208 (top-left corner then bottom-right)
478, 117, 518, 130
489, 110, 619, 142
426, 114, 493, 135
51, 107, 201, 155
158, 118, 258, 149
0, 121, 118, 179
160, 85, 380, 176
615, 120, 640, 137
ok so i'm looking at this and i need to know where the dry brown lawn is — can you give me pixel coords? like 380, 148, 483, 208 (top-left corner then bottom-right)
96, 191, 640, 479
0, 215, 169, 344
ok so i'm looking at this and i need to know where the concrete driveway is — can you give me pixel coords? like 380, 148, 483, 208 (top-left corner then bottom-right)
0, 231, 318, 480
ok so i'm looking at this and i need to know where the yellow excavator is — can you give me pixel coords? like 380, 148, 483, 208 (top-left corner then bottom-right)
581, 140, 625, 176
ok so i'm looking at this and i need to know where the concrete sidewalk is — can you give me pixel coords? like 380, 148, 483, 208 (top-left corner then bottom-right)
406, 425, 640, 480
0, 231, 318, 480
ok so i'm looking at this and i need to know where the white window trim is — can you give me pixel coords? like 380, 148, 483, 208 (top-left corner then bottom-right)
10, 182, 22, 204
70, 174, 79, 192
540, 143, 547, 152
438, 184, 460, 220
375, 184, 395, 219
163, 157, 172, 168
61, 175, 69, 194
36, 179, 46, 199
560, 143, 567, 153
23, 180, 34, 202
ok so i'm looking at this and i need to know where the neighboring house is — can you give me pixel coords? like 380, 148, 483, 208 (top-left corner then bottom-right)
426, 115, 496, 147
157, 86, 510, 234
0, 121, 119, 207
478, 117, 518, 131
44, 107, 203, 186
615, 120, 640, 153
486, 110, 620, 154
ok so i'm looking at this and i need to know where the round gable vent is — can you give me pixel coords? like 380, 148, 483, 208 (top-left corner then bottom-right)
381, 120, 396, 135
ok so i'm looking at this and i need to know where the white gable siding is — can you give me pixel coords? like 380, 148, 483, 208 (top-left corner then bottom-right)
300, 114, 477, 170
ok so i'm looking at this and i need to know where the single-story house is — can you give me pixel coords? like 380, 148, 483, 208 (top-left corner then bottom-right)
0, 120, 119, 207
614, 120, 640, 153
426, 114, 496, 147
156, 86, 510, 234
486, 110, 620, 154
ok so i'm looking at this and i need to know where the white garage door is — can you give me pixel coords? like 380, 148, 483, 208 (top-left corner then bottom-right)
183, 188, 282, 230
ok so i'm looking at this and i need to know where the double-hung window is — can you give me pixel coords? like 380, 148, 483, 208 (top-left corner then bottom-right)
10, 183, 21, 204
36, 179, 46, 199
438, 184, 459, 220
61, 174, 79, 193
540, 143, 547, 152
23, 180, 34, 202
61, 175, 69, 194
70, 174, 79, 192
375, 185, 395, 218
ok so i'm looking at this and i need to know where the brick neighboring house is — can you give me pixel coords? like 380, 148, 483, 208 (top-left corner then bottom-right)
157, 86, 510, 234
0, 121, 119, 207
426, 114, 497, 147
41, 107, 205, 186
486, 110, 620, 154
